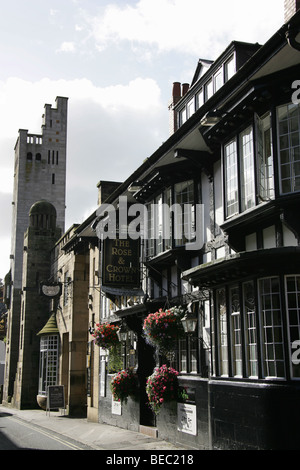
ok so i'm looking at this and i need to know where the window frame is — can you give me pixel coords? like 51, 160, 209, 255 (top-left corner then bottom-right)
38, 334, 59, 396
211, 275, 300, 381
145, 179, 198, 258
277, 102, 300, 195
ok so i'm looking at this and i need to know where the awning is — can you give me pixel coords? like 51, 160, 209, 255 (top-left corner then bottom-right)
37, 313, 59, 336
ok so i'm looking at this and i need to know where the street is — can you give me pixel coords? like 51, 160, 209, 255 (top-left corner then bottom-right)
0, 411, 94, 450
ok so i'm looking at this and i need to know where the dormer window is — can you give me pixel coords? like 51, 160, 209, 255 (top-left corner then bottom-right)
205, 78, 214, 101
197, 89, 204, 109
187, 98, 195, 118
179, 107, 187, 126
224, 54, 235, 82
214, 67, 224, 92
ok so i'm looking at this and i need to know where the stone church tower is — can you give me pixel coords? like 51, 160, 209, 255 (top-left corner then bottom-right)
3, 97, 68, 407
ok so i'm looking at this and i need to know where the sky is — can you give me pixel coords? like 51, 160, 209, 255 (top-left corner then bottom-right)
0, 0, 286, 280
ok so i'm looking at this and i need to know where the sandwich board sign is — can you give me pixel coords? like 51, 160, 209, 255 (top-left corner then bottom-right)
46, 385, 65, 415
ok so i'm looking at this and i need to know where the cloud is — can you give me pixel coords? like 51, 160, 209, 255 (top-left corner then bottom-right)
0, 75, 167, 276
57, 41, 76, 53
81, 0, 284, 59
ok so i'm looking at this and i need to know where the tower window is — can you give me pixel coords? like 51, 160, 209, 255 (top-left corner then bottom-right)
27, 152, 32, 160
52, 173, 55, 184
36, 153, 41, 161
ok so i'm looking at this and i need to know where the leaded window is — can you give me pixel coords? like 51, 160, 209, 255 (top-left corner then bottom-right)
243, 281, 258, 377
285, 275, 300, 379
278, 102, 300, 194
258, 277, 285, 378
38, 335, 59, 396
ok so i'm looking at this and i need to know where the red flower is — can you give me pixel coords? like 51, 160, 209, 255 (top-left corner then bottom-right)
92, 323, 119, 349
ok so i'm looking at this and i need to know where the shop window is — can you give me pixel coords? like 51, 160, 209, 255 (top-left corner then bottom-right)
278, 102, 300, 194
212, 276, 300, 381
38, 335, 59, 396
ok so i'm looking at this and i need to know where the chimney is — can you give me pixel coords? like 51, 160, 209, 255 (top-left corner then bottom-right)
168, 82, 182, 135
97, 180, 121, 206
284, 0, 300, 22
182, 83, 190, 96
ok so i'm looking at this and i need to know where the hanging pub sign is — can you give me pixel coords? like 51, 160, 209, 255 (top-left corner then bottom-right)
40, 282, 62, 298
102, 238, 140, 289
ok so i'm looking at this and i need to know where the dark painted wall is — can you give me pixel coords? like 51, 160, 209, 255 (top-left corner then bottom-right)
209, 381, 300, 450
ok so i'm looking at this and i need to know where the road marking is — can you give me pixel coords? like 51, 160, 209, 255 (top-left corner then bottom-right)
8, 416, 84, 450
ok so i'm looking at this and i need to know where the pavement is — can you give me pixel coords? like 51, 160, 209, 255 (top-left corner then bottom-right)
0, 404, 192, 451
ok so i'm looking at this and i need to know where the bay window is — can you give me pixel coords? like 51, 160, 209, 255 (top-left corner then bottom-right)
146, 180, 196, 257
174, 180, 195, 246
224, 139, 239, 217
285, 275, 300, 379
243, 281, 258, 378
240, 127, 255, 211
211, 275, 300, 381
258, 277, 285, 379
257, 113, 274, 201
217, 288, 228, 376
278, 102, 300, 194
230, 286, 242, 377
38, 334, 59, 396
224, 115, 275, 219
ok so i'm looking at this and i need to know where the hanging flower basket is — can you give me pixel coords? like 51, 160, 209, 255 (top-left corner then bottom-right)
91, 323, 119, 349
111, 368, 138, 403
146, 365, 187, 415
143, 307, 185, 354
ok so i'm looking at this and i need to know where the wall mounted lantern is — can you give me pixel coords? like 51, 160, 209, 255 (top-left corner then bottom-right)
181, 302, 198, 334
117, 320, 128, 342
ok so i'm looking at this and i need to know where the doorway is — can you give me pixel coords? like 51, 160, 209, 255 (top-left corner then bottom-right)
137, 336, 156, 427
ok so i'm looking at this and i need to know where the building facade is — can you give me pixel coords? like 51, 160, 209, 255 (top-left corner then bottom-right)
3, 97, 68, 407
82, 5, 300, 450
3, 1, 300, 451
